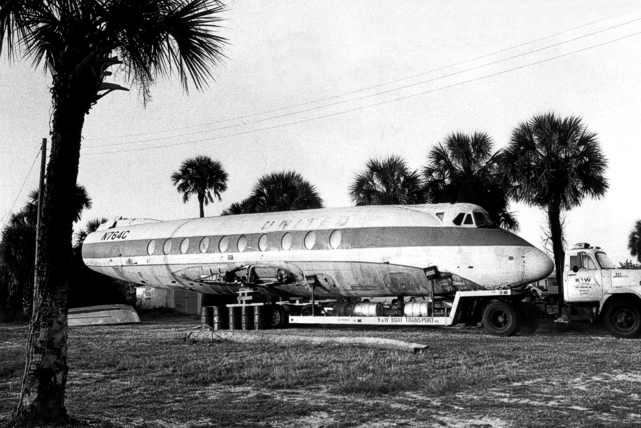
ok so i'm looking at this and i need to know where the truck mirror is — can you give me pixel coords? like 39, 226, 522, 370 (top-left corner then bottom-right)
572, 266, 579, 273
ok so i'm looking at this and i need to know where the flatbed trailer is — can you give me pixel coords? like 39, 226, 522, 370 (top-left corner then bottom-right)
208, 287, 544, 337
288, 289, 519, 328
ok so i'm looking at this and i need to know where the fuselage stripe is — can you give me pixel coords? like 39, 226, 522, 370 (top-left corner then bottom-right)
82, 226, 530, 259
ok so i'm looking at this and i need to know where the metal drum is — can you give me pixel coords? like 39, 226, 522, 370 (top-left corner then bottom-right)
404, 302, 431, 317
332, 302, 349, 316
241, 306, 254, 330
353, 302, 384, 317
213, 306, 228, 330
254, 305, 267, 330
229, 306, 241, 330
343, 302, 357, 316
201, 306, 214, 327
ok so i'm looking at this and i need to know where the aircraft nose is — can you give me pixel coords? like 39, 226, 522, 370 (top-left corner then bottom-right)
524, 248, 554, 282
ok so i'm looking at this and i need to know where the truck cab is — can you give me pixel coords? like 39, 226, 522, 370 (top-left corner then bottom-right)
563, 243, 641, 338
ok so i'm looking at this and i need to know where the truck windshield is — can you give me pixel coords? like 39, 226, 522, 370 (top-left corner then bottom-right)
596, 252, 615, 269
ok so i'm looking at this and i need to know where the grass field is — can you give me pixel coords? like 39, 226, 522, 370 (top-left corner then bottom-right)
1, 311, 641, 427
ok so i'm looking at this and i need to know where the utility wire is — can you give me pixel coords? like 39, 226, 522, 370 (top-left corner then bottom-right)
85, 5, 641, 143
85, 14, 641, 149
85, 30, 641, 156
0, 147, 42, 230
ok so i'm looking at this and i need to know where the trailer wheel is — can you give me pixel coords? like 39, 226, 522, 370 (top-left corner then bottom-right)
300, 305, 324, 316
482, 301, 522, 337
603, 301, 641, 338
268, 305, 287, 329
517, 303, 539, 335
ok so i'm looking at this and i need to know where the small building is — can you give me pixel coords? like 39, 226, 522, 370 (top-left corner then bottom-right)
136, 287, 202, 315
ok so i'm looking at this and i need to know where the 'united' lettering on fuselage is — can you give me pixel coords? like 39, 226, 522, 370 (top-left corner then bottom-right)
101, 230, 130, 241
260, 216, 350, 231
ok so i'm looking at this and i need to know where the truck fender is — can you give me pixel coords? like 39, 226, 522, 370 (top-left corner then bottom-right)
600, 292, 641, 314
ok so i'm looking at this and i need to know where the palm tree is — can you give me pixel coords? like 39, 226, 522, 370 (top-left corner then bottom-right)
0, 1, 226, 423
221, 171, 323, 214
349, 156, 425, 206
500, 113, 608, 299
628, 221, 641, 263
0, 207, 37, 320
250, 171, 323, 212
0, 185, 93, 322
423, 132, 518, 230
29, 184, 92, 223
74, 217, 108, 248
220, 199, 256, 216
171, 155, 229, 218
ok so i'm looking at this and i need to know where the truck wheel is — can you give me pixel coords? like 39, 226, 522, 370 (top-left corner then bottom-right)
268, 305, 287, 328
517, 303, 540, 335
482, 301, 522, 337
603, 301, 641, 338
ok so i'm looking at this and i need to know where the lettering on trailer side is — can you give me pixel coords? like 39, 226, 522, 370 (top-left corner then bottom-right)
376, 317, 439, 324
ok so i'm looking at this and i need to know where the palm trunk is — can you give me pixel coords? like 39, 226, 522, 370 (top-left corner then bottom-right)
198, 194, 205, 218
547, 200, 565, 308
14, 78, 87, 424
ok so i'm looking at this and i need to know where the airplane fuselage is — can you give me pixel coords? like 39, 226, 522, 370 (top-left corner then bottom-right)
82, 203, 554, 298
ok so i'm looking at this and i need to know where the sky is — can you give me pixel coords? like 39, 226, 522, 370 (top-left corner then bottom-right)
1, 0, 640, 264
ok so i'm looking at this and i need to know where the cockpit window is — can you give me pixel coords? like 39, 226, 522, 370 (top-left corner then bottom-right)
453, 213, 465, 226
473, 211, 495, 228
596, 252, 615, 269
463, 214, 473, 225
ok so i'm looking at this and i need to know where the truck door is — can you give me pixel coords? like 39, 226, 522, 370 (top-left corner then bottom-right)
565, 252, 604, 302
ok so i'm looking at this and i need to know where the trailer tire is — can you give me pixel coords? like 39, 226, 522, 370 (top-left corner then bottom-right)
300, 305, 324, 317
482, 301, 522, 337
603, 301, 641, 339
517, 303, 539, 335
268, 305, 287, 329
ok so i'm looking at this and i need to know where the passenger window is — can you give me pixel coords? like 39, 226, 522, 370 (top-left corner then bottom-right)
464, 214, 473, 225
281, 233, 292, 251
163, 239, 172, 255
180, 238, 189, 254
436, 212, 444, 222
237, 235, 248, 252
453, 213, 465, 226
258, 234, 267, 251
218, 236, 229, 252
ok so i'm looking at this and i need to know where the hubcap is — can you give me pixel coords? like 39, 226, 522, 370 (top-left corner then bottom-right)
613, 309, 637, 331
491, 310, 508, 329
271, 309, 281, 326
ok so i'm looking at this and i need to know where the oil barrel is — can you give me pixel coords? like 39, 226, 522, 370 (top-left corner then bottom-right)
241, 306, 254, 330
404, 302, 431, 317
254, 305, 268, 330
353, 302, 384, 317
213, 306, 228, 330
343, 302, 357, 316
229, 306, 241, 330
332, 302, 349, 316
200, 306, 214, 327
